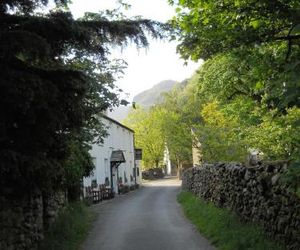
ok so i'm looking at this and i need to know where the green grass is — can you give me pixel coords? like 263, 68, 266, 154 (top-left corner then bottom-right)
38, 202, 95, 250
177, 191, 285, 250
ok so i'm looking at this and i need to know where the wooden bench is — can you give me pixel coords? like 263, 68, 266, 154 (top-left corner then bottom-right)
85, 186, 101, 203
85, 185, 114, 204
99, 184, 114, 200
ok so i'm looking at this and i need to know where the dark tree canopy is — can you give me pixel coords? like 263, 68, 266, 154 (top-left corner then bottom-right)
0, 0, 69, 14
0, 1, 167, 194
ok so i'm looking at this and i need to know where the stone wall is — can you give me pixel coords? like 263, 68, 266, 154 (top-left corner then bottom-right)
182, 163, 300, 250
0, 190, 65, 250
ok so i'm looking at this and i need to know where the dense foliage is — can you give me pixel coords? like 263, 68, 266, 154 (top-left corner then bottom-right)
124, 88, 192, 174
0, 0, 167, 195
124, 1, 295, 191
169, 0, 300, 60
165, 0, 300, 190
124, 106, 165, 169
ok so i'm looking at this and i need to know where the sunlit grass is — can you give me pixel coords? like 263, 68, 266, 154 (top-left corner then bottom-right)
178, 191, 285, 250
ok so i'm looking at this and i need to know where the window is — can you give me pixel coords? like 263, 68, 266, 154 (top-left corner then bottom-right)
104, 158, 109, 175
91, 179, 97, 188
124, 171, 128, 183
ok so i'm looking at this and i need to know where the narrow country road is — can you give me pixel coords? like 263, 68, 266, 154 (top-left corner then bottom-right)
81, 178, 214, 250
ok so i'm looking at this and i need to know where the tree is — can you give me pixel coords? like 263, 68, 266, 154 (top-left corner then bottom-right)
247, 107, 300, 161
169, 0, 300, 112
124, 107, 165, 169
157, 90, 193, 176
169, 0, 300, 60
0, 0, 167, 195
168, 0, 300, 161
124, 91, 193, 175
192, 101, 247, 162
194, 46, 300, 111
179, 56, 300, 163
168, 0, 300, 193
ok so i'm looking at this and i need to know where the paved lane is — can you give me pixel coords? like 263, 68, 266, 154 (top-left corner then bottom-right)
81, 178, 214, 250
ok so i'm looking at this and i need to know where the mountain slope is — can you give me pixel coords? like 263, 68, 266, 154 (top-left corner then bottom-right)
133, 80, 178, 107
109, 79, 185, 122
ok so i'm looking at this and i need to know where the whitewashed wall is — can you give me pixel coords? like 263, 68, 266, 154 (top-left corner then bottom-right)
163, 146, 172, 175
83, 116, 140, 193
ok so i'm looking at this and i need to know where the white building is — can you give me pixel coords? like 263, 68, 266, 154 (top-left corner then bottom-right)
163, 145, 172, 175
83, 115, 141, 194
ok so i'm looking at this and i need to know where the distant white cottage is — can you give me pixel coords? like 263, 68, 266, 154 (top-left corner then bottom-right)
83, 115, 141, 195
163, 145, 172, 175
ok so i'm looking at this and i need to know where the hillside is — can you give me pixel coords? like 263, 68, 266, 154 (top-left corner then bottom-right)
133, 80, 178, 107
109, 79, 187, 122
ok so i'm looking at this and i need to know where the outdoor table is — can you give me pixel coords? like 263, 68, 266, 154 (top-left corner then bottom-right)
92, 188, 101, 203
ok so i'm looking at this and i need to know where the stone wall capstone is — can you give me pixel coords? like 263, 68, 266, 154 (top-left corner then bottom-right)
182, 163, 300, 250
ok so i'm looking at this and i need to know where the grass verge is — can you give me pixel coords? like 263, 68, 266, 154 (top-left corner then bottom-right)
38, 202, 95, 250
177, 191, 285, 250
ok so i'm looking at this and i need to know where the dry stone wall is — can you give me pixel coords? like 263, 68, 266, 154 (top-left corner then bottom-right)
182, 163, 300, 250
0, 190, 65, 250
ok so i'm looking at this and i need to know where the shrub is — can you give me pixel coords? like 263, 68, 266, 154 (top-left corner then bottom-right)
38, 202, 94, 250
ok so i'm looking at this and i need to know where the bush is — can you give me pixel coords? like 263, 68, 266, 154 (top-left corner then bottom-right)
142, 168, 165, 180
38, 202, 94, 250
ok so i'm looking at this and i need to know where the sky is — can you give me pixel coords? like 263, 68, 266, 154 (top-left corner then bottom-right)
69, 0, 201, 101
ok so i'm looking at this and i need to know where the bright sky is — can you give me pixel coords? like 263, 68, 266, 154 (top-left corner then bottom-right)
69, 0, 201, 101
